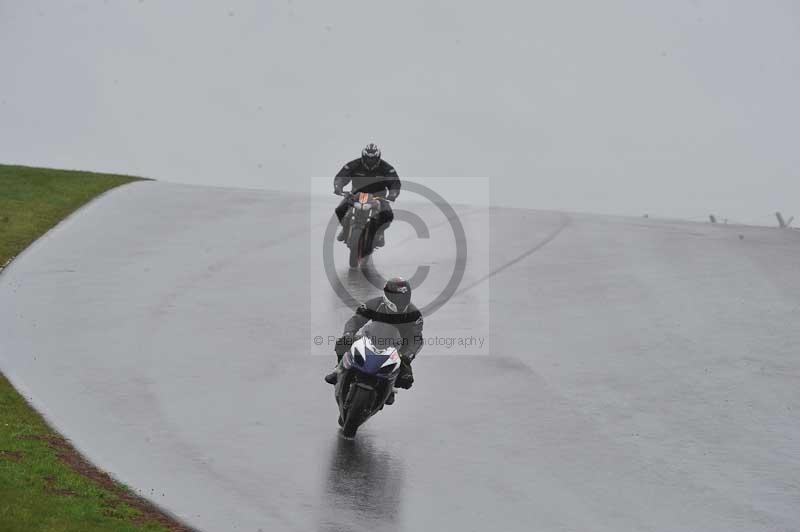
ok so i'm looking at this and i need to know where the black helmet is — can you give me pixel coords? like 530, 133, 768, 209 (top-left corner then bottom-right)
361, 143, 381, 170
383, 277, 411, 313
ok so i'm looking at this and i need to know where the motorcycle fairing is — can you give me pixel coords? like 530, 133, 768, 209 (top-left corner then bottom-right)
343, 336, 401, 379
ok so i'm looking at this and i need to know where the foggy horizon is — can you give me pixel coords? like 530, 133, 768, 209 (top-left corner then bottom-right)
2, 1, 799, 225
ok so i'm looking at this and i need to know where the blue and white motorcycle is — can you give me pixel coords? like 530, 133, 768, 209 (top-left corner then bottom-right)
334, 322, 403, 438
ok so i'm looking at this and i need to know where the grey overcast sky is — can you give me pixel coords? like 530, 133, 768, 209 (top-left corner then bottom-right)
1, 1, 798, 223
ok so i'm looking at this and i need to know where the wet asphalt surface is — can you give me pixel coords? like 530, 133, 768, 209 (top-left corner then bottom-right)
1, 182, 799, 531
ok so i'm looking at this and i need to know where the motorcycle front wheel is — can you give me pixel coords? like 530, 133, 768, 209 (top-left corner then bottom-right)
342, 386, 374, 438
349, 229, 367, 269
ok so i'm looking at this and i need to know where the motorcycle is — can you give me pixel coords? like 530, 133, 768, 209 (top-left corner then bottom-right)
337, 190, 392, 269
334, 322, 403, 438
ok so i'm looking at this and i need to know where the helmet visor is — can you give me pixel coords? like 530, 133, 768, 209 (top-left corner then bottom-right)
383, 291, 411, 313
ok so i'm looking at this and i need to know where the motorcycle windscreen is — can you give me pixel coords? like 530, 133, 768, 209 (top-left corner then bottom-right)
361, 321, 404, 354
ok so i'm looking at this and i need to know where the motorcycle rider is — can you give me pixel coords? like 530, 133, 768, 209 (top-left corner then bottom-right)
325, 277, 423, 401
334, 143, 401, 248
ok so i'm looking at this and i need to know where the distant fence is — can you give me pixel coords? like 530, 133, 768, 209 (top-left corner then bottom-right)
704, 212, 795, 229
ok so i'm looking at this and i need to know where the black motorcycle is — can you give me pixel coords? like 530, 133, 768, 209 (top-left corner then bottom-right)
337, 191, 392, 269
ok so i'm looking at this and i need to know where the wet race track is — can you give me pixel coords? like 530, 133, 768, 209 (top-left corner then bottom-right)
2, 182, 799, 531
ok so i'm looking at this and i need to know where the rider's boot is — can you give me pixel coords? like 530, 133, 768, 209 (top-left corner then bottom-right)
373, 226, 386, 248
324, 368, 339, 385
385, 390, 396, 405
325, 355, 344, 385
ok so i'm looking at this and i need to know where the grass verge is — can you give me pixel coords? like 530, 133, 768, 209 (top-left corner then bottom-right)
0, 164, 190, 532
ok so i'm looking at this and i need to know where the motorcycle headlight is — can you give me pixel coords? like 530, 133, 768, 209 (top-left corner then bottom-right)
377, 361, 398, 375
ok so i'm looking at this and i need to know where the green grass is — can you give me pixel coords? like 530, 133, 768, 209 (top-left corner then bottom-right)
0, 165, 145, 267
0, 164, 183, 532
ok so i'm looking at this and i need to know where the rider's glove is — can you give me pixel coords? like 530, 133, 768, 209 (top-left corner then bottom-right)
386, 191, 399, 202
334, 185, 344, 196
396, 356, 414, 389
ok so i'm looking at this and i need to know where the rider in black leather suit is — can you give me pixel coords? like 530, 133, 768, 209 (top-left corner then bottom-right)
334, 143, 401, 247
325, 278, 423, 397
